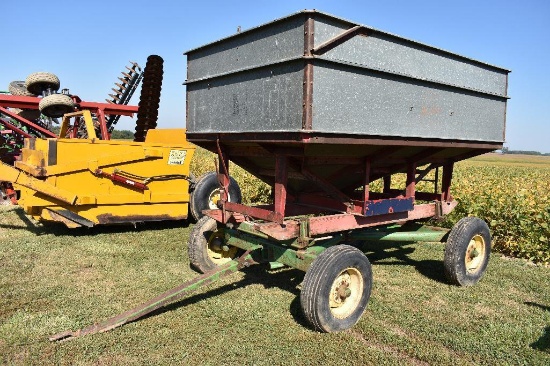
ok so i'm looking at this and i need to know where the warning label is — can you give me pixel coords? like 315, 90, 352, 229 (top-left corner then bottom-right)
168, 150, 187, 165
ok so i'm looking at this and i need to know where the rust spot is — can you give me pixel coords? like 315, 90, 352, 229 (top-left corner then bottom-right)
36, 167, 47, 177
420, 106, 442, 116
96, 213, 187, 225
232, 212, 245, 223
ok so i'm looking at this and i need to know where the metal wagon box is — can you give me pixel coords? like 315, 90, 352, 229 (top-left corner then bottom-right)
185, 10, 509, 143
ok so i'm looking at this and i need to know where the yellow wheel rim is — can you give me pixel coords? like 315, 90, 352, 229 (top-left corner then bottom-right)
465, 234, 486, 273
206, 230, 238, 265
329, 267, 363, 319
207, 189, 221, 210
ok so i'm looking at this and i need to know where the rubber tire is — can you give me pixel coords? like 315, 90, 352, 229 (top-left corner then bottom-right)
9, 108, 41, 121
300, 245, 372, 333
9, 81, 36, 96
25, 72, 60, 95
188, 216, 241, 273
444, 217, 491, 286
189, 171, 242, 221
38, 94, 74, 118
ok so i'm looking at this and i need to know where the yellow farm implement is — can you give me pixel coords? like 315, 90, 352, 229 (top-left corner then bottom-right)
0, 110, 196, 227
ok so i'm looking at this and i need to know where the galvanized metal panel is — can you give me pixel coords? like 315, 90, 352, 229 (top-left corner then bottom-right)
313, 13, 352, 49
187, 15, 305, 82
185, 10, 509, 144
311, 62, 506, 142
314, 15, 508, 97
187, 61, 304, 133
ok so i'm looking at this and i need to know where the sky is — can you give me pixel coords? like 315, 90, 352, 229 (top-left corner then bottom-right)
2, 0, 549, 153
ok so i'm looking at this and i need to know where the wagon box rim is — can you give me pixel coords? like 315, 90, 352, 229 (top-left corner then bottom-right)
183, 9, 511, 73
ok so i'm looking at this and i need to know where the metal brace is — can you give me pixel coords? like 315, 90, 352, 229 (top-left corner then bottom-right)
297, 219, 311, 248
434, 201, 443, 220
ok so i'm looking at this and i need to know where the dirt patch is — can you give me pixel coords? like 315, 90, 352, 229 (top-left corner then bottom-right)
348, 329, 430, 366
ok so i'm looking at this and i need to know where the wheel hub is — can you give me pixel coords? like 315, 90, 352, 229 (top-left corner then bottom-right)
206, 230, 238, 265
207, 189, 221, 209
337, 284, 352, 300
465, 234, 485, 273
207, 189, 232, 210
209, 237, 223, 252
329, 268, 363, 319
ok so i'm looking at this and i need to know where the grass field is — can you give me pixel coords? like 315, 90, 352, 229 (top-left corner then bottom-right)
1, 153, 549, 365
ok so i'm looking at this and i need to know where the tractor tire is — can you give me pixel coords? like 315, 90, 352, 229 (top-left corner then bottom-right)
188, 216, 241, 273
443, 217, 491, 286
9, 108, 41, 121
300, 245, 372, 333
25, 72, 60, 95
8, 81, 36, 96
189, 171, 242, 221
38, 94, 74, 118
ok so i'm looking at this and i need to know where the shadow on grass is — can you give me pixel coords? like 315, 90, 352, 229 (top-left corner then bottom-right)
0, 207, 191, 236
57, 240, 454, 336
355, 240, 447, 284
140, 264, 310, 328
525, 302, 550, 353
127, 240, 450, 333
135, 242, 448, 332
530, 327, 550, 353
526, 302, 550, 312
0, 206, 45, 232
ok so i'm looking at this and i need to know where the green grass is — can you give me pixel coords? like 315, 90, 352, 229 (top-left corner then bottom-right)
1, 205, 549, 365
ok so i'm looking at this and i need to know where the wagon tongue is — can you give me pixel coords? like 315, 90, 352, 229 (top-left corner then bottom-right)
49, 254, 256, 341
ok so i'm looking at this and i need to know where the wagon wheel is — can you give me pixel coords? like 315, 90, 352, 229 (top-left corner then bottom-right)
8, 81, 37, 96
38, 94, 75, 118
189, 171, 242, 221
443, 217, 491, 286
25, 72, 60, 95
9, 108, 41, 121
300, 245, 372, 333
188, 216, 242, 273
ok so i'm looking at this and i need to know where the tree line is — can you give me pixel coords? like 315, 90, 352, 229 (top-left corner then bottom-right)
501, 147, 550, 156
